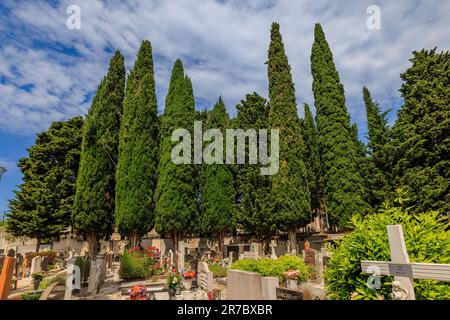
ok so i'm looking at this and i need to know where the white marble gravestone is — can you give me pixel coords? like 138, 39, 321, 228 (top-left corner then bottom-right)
30, 256, 42, 275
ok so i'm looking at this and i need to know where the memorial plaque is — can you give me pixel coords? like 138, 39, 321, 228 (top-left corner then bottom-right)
276, 287, 303, 300
388, 263, 413, 278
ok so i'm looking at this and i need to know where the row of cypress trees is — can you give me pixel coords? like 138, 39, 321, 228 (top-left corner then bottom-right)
9, 22, 447, 254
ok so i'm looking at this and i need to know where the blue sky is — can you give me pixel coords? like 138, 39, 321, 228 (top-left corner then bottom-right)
0, 0, 449, 214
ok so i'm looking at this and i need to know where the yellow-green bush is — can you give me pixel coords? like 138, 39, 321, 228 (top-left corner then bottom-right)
230, 255, 311, 282
325, 208, 450, 300
119, 252, 149, 279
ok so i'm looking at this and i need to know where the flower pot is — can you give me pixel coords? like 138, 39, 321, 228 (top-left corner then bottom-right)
33, 279, 41, 291
286, 279, 298, 290
168, 288, 176, 299
184, 279, 192, 291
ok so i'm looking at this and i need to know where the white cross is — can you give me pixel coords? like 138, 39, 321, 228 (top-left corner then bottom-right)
361, 225, 450, 300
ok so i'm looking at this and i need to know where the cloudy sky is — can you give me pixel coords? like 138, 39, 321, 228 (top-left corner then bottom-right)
0, 0, 449, 214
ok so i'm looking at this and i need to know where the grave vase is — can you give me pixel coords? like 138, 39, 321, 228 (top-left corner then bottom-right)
168, 288, 176, 299
183, 279, 192, 291
286, 279, 298, 290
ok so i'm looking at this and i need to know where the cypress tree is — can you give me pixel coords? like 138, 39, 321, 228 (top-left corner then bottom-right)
390, 49, 450, 213
73, 52, 125, 257
200, 98, 234, 253
155, 60, 197, 248
234, 93, 275, 247
310, 23, 368, 228
115, 41, 159, 246
6, 117, 84, 252
267, 23, 310, 249
301, 104, 321, 213
362, 86, 391, 208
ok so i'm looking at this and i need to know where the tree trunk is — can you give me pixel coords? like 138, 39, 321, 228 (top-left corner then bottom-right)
35, 237, 41, 253
288, 229, 297, 255
129, 233, 140, 248
87, 231, 98, 259
217, 231, 225, 258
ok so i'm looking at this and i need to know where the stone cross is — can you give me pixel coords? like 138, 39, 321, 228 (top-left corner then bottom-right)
361, 225, 450, 300
270, 241, 277, 260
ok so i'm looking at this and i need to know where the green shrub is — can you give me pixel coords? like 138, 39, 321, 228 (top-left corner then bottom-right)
230, 255, 311, 282
119, 252, 149, 279
325, 208, 450, 300
38, 275, 66, 290
21, 293, 41, 300
209, 264, 227, 278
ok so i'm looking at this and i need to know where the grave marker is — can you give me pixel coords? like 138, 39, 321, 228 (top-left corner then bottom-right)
0, 256, 16, 300
361, 225, 450, 300
30, 255, 42, 275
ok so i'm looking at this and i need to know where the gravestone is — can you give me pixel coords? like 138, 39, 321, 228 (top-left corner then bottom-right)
41, 256, 49, 272
0, 256, 16, 300
227, 269, 262, 300
87, 254, 106, 294
261, 277, 279, 300
30, 256, 42, 275
197, 262, 213, 294
64, 257, 79, 300
169, 249, 174, 266
178, 241, 185, 272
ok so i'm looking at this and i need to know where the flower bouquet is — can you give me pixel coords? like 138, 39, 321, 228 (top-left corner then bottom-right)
129, 284, 147, 300
167, 272, 182, 298
182, 271, 196, 290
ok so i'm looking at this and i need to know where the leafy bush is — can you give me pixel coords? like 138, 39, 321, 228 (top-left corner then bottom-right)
21, 293, 41, 300
38, 275, 66, 290
325, 208, 450, 300
119, 252, 149, 279
230, 255, 311, 282
209, 264, 227, 278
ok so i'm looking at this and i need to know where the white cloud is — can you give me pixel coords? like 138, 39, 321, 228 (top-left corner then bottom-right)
0, 0, 449, 137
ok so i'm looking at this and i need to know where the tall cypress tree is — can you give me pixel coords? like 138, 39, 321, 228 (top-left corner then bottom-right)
301, 104, 321, 213
310, 23, 368, 228
267, 23, 310, 249
390, 49, 450, 213
115, 41, 159, 246
234, 93, 275, 247
362, 86, 390, 208
7, 117, 84, 252
73, 52, 125, 257
200, 98, 234, 253
155, 60, 197, 249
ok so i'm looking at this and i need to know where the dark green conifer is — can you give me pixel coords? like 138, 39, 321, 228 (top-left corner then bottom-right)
115, 41, 159, 245
268, 23, 310, 247
73, 52, 125, 257
310, 23, 368, 228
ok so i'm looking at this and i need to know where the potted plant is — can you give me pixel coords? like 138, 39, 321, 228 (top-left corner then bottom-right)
128, 285, 147, 300
182, 271, 196, 291
167, 273, 181, 299
32, 273, 43, 291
